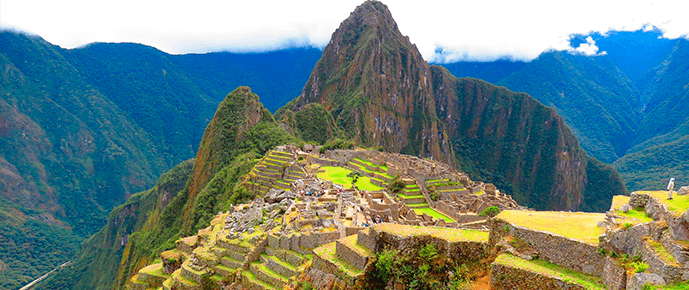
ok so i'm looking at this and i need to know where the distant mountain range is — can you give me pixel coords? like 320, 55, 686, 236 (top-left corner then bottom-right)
0, 31, 318, 289
440, 30, 689, 191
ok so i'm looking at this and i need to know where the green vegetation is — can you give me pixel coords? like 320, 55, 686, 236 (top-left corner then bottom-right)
493, 254, 605, 289
412, 208, 456, 223
318, 138, 355, 153
368, 243, 482, 289
478, 206, 501, 218
316, 166, 383, 191
386, 176, 406, 194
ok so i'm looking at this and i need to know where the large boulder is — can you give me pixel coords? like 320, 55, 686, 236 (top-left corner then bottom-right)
626, 273, 665, 290
677, 186, 689, 196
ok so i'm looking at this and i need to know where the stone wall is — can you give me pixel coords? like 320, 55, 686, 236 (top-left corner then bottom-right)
603, 256, 627, 290
336, 240, 369, 270
490, 262, 588, 290
371, 227, 490, 262
244, 237, 269, 269
490, 219, 604, 277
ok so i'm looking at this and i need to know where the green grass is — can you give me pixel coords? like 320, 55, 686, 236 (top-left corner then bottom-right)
316, 166, 383, 191
413, 208, 455, 223
494, 254, 605, 289
398, 193, 425, 199
647, 240, 680, 267
647, 282, 689, 289
496, 210, 605, 245
354, 158, 387, 171
616, 208, 653, 224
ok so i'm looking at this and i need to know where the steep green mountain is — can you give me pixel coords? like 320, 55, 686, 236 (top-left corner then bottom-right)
0, 30, 319, 287
286, 1, 453, 164
440, 34, 689, 192
287, 1, 625, 211
39, 87, 296, 290
613, 39, 689, 190
0, 32, 169, 288
497, 52, 641, 163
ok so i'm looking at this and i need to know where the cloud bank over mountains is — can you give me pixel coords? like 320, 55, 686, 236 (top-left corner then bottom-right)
1, 0, 687, 62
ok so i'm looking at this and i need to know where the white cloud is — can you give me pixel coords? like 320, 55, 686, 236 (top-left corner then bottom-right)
1, 0, 688, 61
571, 36, 606, 56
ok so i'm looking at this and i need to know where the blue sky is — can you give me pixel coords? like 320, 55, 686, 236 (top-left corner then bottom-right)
2, 0, 688, 62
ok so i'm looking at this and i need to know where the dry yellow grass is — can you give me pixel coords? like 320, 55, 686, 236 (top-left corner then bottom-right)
496, 210, 605, 245
371, 223, 489, 242
610, 195, 631, 211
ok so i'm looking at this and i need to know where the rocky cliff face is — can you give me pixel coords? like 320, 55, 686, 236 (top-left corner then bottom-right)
291, 1, 452, 164
289, 1, 625, 211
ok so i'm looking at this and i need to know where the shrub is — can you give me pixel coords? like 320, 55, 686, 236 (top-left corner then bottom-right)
479, 206, 501, 218
386, 176, 405, 194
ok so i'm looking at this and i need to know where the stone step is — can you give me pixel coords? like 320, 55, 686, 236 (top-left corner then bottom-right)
312, 242, 362, 284
136, 263, 168, 288
216, 239, 251, 254
267, 153, 293, 162
213, 264, 235, 278
162, 277, 173, 290
260, 254, 297, 277
241, 270, 276, 290
265, 247, 306, 268
335, 235, 374, 271
128, 274, 149, 290
220, 256, 243, 269
181, 264, 206, 285
170, 268, 200, 290
225, 249, 246, 262
400, 196, 427, 204
271, 150, 294, 158
250, 261, 289, 289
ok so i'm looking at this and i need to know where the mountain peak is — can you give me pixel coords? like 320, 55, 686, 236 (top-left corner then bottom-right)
293, 0, 449, 162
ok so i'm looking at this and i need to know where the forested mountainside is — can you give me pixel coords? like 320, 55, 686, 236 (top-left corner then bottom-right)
36, 2, 628, 289
0, 31, 319, 289
441, 30, 689, 191
40, 87, 296, 289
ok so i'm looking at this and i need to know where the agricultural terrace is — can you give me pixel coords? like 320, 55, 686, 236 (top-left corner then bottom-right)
637, 191, 689, 216
413, 208, 455, 223
371, 223, 489, 243
495, 210, 605, 245
493, 254, 605, 289
316, 166, 384, 192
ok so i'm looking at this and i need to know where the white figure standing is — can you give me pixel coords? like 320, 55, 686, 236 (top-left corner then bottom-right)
667, 177, 676, 200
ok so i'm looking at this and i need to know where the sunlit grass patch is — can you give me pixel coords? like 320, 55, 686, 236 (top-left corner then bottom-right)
413, 208, 455, 223
316, 166, 383, 191
495, 210, 605, 245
